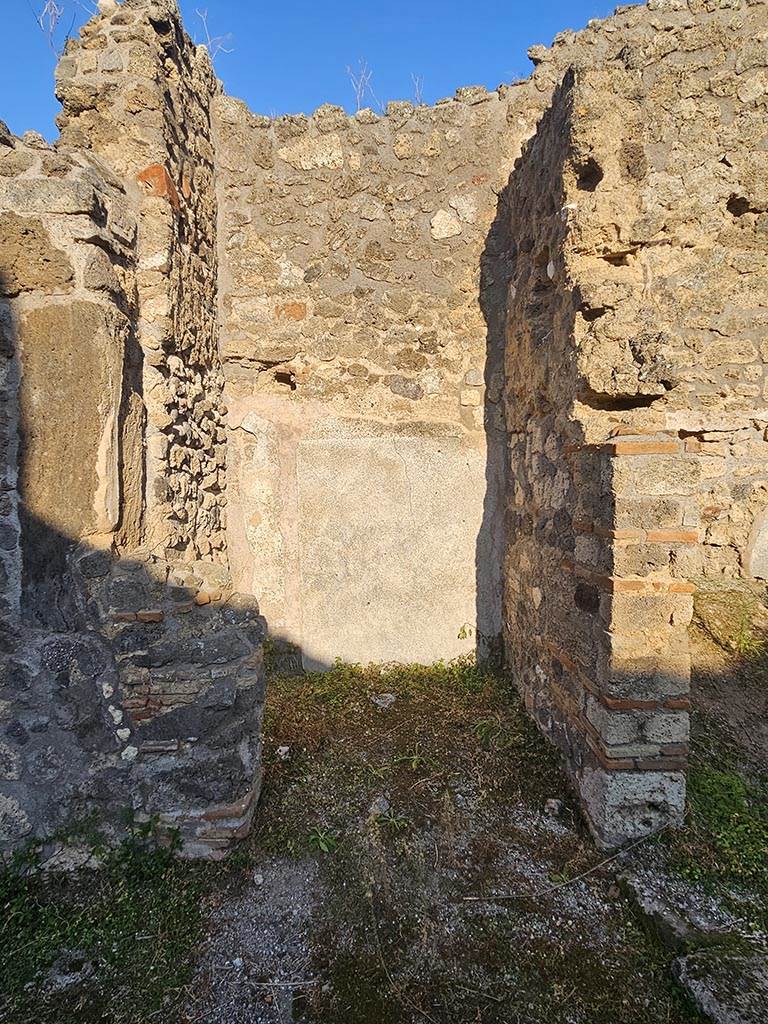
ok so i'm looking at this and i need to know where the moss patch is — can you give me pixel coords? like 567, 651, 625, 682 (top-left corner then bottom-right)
0, 820, 208, 1023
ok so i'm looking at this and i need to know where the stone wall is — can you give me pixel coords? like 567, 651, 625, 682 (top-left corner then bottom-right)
208, 15, 639, 669
0, 0, 767, 853
0, 127, 139, 848
502, 0, 768, 845
0, 128, 142, 617
0, 1, 264, 858
213, 91, 530, 667
212, 0, 768, 677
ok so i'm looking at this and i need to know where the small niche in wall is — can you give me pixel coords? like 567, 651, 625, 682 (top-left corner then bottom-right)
274, 369, 297, 391
575, 157, 604, 192
574, 581, 600, 614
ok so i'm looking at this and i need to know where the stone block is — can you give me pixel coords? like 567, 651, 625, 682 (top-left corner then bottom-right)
0, 213, 73, 296
580, 767, 686, 849
673, 949, 768, 1024
612, 456, 702, 497
430, 209, 462, 239
19, 301, 123, 581
277, 134, 343, 170
0, 178, 97, 216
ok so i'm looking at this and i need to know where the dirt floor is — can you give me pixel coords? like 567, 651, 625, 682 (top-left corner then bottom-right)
3, 622, 767, 1024
183, 660, 704, 1024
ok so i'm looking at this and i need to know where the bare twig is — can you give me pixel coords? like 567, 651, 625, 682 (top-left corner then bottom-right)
346, 59, 382, 112
249, 980, 319, 988
195, 8, 234, 60
30, 0, 96, 55
453, 983, 503, 1003
411, 73, 424, 105
34, 0, 64, 52
462, 815, 684, 904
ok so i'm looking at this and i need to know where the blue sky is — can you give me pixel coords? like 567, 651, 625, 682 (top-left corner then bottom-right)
1, 0, 626, 139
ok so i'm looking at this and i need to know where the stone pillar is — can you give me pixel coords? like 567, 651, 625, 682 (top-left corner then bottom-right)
56, 0, 227, 563
0, 1, 264, 859
502, 66, 693, 847
568, 437, 693, 846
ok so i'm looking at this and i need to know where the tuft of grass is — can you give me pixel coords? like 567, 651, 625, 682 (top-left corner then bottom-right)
474, 713, 517, 750
307, 827, 339, 855
392, 742, 437, 772
375, 811, 409, 832
733, 607, 768, 661
694, 586, 768, 671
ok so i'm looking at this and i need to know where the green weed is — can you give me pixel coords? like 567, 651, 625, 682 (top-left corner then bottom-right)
393, 742, 437, 772
307, 827, 339, 854
376, 811, 409, 832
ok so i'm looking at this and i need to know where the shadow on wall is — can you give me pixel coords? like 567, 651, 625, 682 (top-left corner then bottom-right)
0, 266, 266, 858
475, 72, 691, 846
476, 183, 514, 668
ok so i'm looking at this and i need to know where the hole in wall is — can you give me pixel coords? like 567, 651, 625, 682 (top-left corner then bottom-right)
580, 305, 608, 322
575, 157, 604, 192
274, 370, 297, 390
726, 194, 753, 217
599, 252, 631, 267
574, 581, 600, 614
578, 388, 661, 411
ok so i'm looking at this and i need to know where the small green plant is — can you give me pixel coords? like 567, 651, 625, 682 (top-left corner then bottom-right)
377, 811, 408, 832
393, 742, 436, 772
307, 826, 339, 854
474, 714, 515, 751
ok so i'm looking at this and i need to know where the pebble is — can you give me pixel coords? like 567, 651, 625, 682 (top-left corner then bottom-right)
371, 693, 396, 711
369, 795, 391, 817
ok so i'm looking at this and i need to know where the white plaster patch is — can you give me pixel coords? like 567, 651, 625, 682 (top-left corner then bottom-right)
295, 427, 492, 669
746, 510, 768, 579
